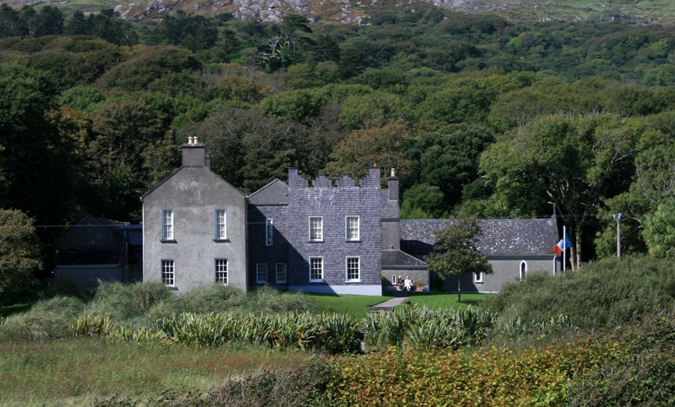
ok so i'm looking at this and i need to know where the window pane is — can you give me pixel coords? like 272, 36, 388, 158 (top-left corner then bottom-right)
162, 210, 173, 240
310, 258, 323, 281
347, 216, 359, 240
216, 259, 228, 284
266, 219, 273, 246
310, 217, 323, 241
276, 263, 287, 283
216, 210, 226, 239
346, 257, 359, 281
257, 264, 268, 283
161, 260, 174, 286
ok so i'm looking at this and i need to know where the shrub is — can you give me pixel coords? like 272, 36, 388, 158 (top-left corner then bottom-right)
327, 339, 617, 407
77, 311, 361, 354
0, 296, 84, 342
483, 255, 675, 331
364, 305, 495, 351
82, 281, 171, 321
567, 313, 675, 407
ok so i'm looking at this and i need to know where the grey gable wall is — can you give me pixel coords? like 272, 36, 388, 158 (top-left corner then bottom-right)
142, 166, 247, 293
247, 179, 290, 287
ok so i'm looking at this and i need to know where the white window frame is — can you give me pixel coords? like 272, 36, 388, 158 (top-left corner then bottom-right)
275, 263, 287, 284
474, 271, 483, 284
346, 216, 360, 241
215, 258, 228, 285
392, 275, 397, 285
215, 210, 227, 240
161, 259, 175, 287
520, 261, 528, 281
256, 263, 268, 284
346, 256, 360, 282
265, 218, 274, 246
309, 257, 323, 282
309, 216, 323, 242
162, 210, 173, 240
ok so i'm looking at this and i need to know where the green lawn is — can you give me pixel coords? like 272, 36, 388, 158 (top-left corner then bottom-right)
403, 292, 488, 310
305, 293, 393, 319
0, 338, 311, 407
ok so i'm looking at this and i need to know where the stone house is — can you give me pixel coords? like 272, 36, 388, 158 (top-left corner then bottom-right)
141, 139, 248, 292
140, 140, 560, 295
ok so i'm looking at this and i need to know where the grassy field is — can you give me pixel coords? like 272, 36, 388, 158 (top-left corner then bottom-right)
0, 337, 312, 407
305, 293, 393, 319
404, 292, 488, 310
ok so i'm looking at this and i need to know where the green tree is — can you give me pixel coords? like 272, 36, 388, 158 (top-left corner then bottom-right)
478, 114, 642, 269
642, 201, 675, 258
324, 120, 414, 184
88, 100, 170, 219
0, 209, 41, 305
0, 65, 83, 228
425, 218, 492, 302
412, 124, 495, 210
0, 4, 27, 38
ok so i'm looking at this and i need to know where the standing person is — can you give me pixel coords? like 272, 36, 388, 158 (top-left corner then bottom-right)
404, 276, 413, 291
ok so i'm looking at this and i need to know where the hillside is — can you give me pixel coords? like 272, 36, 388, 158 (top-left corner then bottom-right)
3, 0, 675, 25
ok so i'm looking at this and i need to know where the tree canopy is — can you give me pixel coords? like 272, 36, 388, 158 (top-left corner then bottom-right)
425, 218, 492, 302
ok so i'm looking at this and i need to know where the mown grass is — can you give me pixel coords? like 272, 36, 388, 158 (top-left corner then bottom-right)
404, 293, 488, 310
305, 293, 393, 319
0, 337, 312, 407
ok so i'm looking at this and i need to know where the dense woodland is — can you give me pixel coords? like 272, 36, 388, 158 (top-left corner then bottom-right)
3, 1, 675, 279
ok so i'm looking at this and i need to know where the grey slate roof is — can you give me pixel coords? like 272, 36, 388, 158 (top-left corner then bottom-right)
382, 249, 427, 267
400, 218, 558, 257
248, 179, 289, 205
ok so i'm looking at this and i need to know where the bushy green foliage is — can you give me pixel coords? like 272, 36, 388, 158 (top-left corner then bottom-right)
327, 338, 617, 406
71, 310, 360, 354
81, 281, 171, 321
96, 45, 201, 91
364, 305, 495, 351
483, 255, 675, 330
0, 296, 84, 342
567, 314, 675, 407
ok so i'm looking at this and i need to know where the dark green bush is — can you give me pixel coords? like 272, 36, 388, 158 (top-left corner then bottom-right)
483, 255, 675, 331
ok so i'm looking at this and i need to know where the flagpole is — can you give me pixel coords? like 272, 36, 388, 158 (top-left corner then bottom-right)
563, 226, 567, 272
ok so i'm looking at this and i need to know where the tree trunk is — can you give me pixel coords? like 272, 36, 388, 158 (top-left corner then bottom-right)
457, 277, 462, 303
574, 226, 583, 271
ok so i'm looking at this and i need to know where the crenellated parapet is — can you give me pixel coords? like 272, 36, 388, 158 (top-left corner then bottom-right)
288, 167, 381, 189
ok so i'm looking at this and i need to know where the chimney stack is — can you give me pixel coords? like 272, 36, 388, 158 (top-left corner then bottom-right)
182, 137, 207, 167
388, 168, 399, 201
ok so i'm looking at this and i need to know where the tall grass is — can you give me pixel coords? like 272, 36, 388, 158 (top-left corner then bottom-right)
0, 283, 320, 342
483, 255, 675, 330
364, 305, 496, 351
0, 296, 84, 342
70, 311, 362, 354
0, 338, 312, 407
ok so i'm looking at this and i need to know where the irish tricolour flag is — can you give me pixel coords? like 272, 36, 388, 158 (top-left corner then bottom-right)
553, 233, 571, 255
